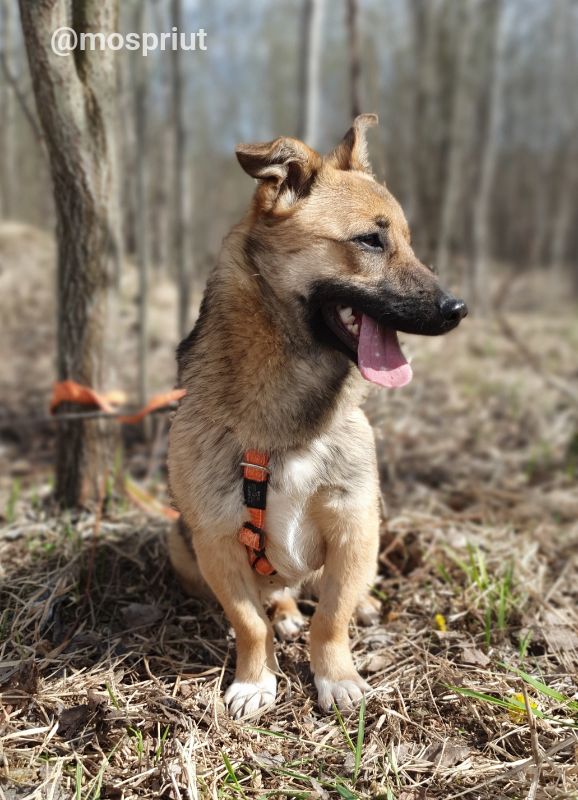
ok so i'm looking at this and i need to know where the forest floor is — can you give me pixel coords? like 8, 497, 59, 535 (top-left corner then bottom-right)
0, 231, 577, 799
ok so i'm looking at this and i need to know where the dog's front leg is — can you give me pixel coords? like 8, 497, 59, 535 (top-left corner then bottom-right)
193, 534, 277, 718
310, 499, 379, 712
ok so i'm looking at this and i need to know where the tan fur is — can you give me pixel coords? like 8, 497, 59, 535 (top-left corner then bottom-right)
168, 115, 465, 717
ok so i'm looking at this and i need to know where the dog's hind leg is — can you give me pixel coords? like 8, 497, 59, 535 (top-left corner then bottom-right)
269, 588, 305, 641
303, 571, 381, 627
192, 532, 278, 719
355, 592, 381, 626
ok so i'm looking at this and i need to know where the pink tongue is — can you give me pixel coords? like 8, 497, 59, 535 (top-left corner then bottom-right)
358, 314, 413, 388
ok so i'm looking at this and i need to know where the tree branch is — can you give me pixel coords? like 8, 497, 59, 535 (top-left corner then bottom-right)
0, 49, 44, 145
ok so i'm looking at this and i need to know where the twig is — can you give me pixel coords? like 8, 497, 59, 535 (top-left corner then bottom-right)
496, 314, 578, 405
0, 49, 45, 145
447, 735, 576, 799
1, 403, 180, 428
521, 680, 541, 800
84, 471, 105, 615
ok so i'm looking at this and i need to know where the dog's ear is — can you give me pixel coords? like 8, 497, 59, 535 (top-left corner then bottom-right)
325, 113, 378, 173
236, 137, 321, 212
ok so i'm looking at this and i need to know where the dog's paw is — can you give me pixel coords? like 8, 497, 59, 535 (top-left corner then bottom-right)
315, 673, 370, 713
356, 595, 381, 627
273, 609, 306, 641
224, 674, 276, 719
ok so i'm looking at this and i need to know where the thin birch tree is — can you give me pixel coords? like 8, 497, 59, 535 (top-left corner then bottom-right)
133, 0, 151, 409
298, 0, 325, 149
346, 0, 362, 119
171, 0, 193, 338
435, 0, 479, 283
471, 0, 508, 313
0, 0, 16, 218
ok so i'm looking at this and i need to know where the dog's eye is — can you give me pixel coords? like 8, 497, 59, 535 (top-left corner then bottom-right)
352, 233, 384, 252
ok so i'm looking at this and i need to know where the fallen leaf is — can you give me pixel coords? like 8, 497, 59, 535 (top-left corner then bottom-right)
120, 603, 163, 629
423, 740, 470, 768
363, 653, 391, 673
461, 646, 490, 667
58, 704, 92, 739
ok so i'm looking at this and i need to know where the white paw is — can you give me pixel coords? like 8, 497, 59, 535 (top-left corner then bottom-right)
224, 673, 276, 719
315, 674, 370, 713
273, 611, 305, 641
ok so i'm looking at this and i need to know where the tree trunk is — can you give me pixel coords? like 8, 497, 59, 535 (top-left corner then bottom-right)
548, 143, 578, 278
435, 0, 478, 283
134, 1, 150, 409
0, 0, 16, 218
19, 0, 121, 508
547, 0, 578, 283
471, 0, 507, 314
299, 0, 325, 149
346, 0, 362, 119
410, 0, 443, 263
171, 0, 193, 338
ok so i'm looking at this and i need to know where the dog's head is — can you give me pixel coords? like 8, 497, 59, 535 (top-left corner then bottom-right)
236, 114, 467, 388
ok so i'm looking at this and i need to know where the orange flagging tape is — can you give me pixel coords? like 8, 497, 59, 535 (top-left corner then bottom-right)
50, 380, 186, 423
50, 380, 186, 521
50, 380, 127, 415
117, 389, 187, 425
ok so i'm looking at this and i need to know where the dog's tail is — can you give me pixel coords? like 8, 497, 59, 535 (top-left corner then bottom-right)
166, 518, 213, 599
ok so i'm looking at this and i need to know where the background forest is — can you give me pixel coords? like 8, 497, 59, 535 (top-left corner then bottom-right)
0, 1, 577, 799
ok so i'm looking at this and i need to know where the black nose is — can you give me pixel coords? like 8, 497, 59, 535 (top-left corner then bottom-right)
439, 296, 468, 323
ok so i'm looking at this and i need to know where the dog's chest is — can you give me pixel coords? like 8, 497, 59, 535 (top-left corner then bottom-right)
264, 445, 329, 580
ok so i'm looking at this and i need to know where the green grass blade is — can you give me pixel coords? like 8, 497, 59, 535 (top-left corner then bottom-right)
354, 696, 366, 782
448, 685, 546, 719
222, 751, 246, 797
75, 761, 82, 800
335, 786, 359, 800
333, 703, 355, 753
508, 666, 578, 711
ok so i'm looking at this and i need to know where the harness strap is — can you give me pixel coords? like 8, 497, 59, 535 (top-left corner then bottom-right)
238, 449, 276, 576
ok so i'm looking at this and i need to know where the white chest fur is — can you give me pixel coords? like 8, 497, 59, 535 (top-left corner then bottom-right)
264, 440, 331, 582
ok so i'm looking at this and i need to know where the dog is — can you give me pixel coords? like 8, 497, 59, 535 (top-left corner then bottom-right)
167, 114, 467, 718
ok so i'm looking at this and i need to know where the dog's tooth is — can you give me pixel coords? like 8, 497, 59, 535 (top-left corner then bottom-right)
339, 307, 353, 324
351, 323, 359, 335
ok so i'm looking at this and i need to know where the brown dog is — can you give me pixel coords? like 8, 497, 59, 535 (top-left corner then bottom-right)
167, 115, 467, 718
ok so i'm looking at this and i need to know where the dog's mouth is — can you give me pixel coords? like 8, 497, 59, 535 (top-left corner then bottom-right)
321, 304, 413, 389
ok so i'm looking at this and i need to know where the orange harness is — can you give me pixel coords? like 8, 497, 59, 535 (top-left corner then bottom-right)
237, 449, 276, 576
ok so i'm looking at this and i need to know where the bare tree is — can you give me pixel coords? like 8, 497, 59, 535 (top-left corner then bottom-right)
408, 0, 444, 262
471, 0, 508, 313
298, 0, 325, 149
133, 1, 151, 409
171, 0, 193, 338
19, 0, 121, 508
547, 0, 578, 280
346, 0, 362, 119
0, 0, 16, 218
149, 2, 171, 274
435, 0, 478, 282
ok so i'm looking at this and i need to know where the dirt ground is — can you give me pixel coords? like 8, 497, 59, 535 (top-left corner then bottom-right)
0, 225, 577, 799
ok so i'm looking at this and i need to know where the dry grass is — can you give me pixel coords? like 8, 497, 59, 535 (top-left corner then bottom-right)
1, 309, 578, 799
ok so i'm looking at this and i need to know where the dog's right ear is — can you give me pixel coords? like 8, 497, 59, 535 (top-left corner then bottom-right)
325, 113, 378, 173
236, 137, 321, 212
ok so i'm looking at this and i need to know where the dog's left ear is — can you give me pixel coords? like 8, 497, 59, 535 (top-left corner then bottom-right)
236, 137, 321, 212
325, 113, 378, 173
